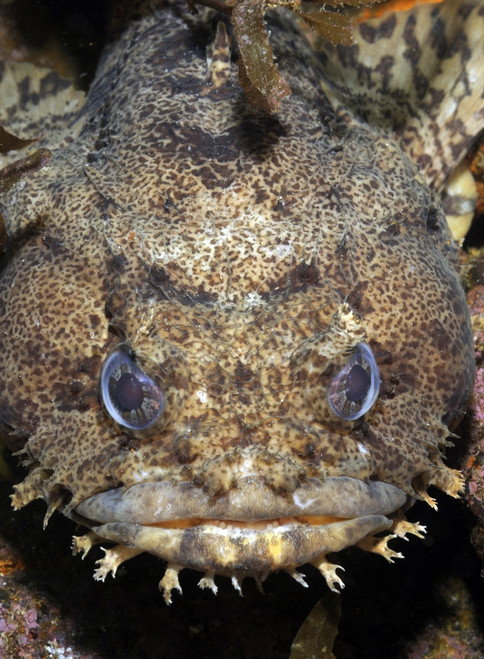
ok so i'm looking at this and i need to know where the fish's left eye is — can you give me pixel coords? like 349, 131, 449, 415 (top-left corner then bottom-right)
100, 349, 164, 430
327, 343, 380, 420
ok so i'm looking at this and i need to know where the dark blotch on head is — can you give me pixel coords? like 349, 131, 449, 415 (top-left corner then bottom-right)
296, 261, 319, 285
234, 362, 254, 385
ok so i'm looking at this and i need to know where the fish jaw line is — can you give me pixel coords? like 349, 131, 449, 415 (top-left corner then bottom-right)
74, 476, 408, 574
89, 514, 395, 576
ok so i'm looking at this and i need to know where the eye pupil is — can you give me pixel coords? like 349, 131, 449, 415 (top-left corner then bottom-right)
345, 364, 370, 402
115, 372, 144, 410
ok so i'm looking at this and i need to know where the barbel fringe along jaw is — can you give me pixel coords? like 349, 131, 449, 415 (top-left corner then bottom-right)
71, 516, 426, 604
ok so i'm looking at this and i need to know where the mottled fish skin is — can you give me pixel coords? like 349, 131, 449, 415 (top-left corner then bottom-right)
0, 0, 479, 597
316, 0, 484, 192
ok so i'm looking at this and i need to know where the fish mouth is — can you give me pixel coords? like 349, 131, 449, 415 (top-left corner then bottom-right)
74, 477, 408, 581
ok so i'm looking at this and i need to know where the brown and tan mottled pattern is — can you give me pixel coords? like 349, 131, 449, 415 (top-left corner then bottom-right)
316, 1, 484, 192
0, 0, 480, 599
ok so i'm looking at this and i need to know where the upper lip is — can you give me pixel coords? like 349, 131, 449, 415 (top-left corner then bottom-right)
74, 476, 408, 526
